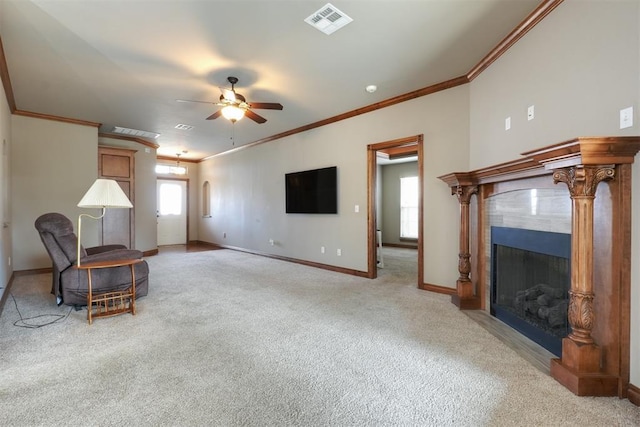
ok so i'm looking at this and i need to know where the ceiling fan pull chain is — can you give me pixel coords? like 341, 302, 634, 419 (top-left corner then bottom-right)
231, 122, 235, 146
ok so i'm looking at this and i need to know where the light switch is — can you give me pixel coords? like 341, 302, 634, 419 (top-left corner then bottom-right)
505, 117, 511, 130
620, 106, 633, 129
354, 204, 359, 213
527, 105, 535, 121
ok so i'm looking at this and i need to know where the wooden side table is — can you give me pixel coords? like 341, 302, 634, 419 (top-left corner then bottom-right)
76, 258, 142, 324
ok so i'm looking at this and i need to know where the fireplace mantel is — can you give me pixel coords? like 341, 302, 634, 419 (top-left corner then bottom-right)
438, 136, 640, 400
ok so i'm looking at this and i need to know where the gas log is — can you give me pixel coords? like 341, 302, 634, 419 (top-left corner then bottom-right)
513, 283, 568, 329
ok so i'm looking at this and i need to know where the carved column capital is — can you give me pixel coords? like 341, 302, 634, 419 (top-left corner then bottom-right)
454, 185, 478, 205
567, 290, 595, 344
553, 165, 615, 197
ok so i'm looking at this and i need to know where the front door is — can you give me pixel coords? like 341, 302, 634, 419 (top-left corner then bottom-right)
157, 179, 187, 245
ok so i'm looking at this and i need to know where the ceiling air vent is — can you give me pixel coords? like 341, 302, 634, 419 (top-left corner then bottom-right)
304, 3, 353, 35
175, 124, 194, 131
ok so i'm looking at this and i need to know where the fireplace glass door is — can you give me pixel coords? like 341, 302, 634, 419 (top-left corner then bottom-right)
491, 227, 571, 356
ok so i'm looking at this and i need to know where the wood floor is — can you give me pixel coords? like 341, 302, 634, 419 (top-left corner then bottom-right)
158, 242, 221, 253
464, 310, 555, 374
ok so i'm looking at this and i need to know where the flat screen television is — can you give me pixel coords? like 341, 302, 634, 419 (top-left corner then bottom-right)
285, 166, 337, 214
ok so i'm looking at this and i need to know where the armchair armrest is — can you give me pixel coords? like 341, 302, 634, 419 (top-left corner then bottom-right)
86, 244, 128, 255
81, 249, 143, 264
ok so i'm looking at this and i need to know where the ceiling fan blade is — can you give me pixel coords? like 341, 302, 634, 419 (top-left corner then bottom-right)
249, 102, 283, 110
177, 99, 217, 105
221, 88, 236, 102
206, 110, 222, 120
245, 109, 267, 124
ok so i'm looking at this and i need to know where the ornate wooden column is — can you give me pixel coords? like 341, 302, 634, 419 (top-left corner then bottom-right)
549, 165, 618, 395
438, 173, 480, 309
523, 137, 640, 396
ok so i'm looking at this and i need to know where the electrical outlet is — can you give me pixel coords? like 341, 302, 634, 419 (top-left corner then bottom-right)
505, 117, 511, 130
321, 246, 325, 254
527, 105, 535, 121
620, 106, 633, 129
337, 249, 342, 256
269, 239, 274, 246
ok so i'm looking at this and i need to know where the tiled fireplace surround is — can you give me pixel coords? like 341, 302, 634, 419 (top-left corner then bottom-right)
438, 136, 640, 403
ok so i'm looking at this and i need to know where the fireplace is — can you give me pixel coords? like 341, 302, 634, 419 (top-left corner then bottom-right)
490, 226, 571, 356
439, 137, 640, 398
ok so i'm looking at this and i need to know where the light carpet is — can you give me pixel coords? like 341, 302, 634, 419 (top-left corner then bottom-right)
1, 248, 639, 426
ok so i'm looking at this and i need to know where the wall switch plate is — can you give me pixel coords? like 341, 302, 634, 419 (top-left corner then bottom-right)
321, 246, 325, 254
527, 105, 535, 121
620, 106, 633, 129
505, 117, 511, 130
337, 249, 342, 256
223, 232, 226, 238
354, 204, 359, 213
269, 239, 274, 246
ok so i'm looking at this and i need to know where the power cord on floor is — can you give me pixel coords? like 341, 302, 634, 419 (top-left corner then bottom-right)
10, 293, 72, 329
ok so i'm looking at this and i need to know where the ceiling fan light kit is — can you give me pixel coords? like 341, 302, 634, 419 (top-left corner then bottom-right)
221, 105, 244, 122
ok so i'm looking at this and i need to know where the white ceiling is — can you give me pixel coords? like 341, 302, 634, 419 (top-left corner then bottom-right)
0, 0, 541, 160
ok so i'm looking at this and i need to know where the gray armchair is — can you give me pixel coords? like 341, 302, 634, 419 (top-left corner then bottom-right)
35, 212, 149, 307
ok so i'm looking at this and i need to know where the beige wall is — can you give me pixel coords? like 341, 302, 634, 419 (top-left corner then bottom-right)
0, 64, 12, 296
12, 116, 98, 270
468, 0, 640, 387
199, 84, 470, 286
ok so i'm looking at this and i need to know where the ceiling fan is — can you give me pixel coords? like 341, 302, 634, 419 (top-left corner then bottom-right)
178, 76, 283, 124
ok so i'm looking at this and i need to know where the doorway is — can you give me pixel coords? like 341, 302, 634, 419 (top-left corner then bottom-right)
367, 135, 423, 286
157, 178, 188, 245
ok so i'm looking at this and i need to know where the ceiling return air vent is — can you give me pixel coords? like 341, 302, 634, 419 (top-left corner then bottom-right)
304, 3, 353, 35
112, 126, 160, 139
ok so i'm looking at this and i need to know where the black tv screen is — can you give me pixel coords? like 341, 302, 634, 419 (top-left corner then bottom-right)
285, 166, 337, 214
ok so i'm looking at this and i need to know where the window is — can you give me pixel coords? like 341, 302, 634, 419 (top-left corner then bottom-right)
156, 164, 187, 175
158, 182, 183, 215
400, 176, 419, 239
202, 181, 211, 217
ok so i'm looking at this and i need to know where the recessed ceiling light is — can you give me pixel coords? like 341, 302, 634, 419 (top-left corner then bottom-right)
304, 3, 353, 35
365, 85, 377, 93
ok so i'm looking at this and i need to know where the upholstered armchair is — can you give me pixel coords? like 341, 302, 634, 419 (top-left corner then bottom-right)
35, 212, 149, 307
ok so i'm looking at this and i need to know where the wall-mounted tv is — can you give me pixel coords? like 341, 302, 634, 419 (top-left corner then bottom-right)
285, 166, 337, 214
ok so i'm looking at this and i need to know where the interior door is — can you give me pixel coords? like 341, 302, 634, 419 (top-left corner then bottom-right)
157, 179, 187, 245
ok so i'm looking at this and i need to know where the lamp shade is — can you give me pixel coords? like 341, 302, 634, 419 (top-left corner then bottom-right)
77, 179, 133, 209
221, 105, 245, 122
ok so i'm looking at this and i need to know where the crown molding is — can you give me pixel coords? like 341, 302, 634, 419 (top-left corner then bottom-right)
14, 109, 101, 128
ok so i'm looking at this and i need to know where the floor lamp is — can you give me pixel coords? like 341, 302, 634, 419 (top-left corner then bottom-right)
76, 179, 133, 266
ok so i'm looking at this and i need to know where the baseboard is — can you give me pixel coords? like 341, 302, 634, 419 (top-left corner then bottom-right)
0, 272, 15, 317
143, 248, 159, 257
420, 282, 456, 295
13, 267, 52, 276
628, 383, 640, 406
205, 241, 369, 278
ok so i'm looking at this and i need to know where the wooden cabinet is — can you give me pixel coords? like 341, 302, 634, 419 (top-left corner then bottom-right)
98, 146, 135, 248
